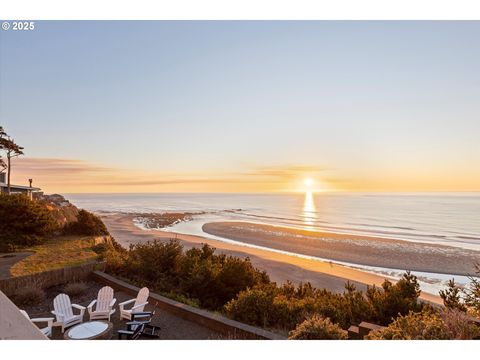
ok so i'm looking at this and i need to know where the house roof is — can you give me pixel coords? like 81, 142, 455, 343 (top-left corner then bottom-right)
0, 182, 41, 191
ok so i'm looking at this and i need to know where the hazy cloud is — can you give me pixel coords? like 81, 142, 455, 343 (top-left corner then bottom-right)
14, 157, 115, 174
241, 164, 328, 179
11, 157, 336, 192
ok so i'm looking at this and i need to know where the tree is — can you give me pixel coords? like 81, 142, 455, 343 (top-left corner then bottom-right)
0, 193, 57, 251
464, 263, 480, 316
64, 209, 109, 236
0, 127, 7, 174
439, 279, 467, 312
0, 126, 24, 194
366, 271, 422, 325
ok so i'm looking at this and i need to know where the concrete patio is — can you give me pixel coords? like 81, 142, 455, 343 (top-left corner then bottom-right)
26, 281, 225, 340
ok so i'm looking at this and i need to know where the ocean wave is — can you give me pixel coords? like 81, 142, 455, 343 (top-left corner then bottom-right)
457, 235, 480, 241
345, 222, 416, 231
224, 210, 452, 242
67, 192, 480, 251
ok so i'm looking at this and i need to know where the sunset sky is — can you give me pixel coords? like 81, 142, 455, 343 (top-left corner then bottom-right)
1, 21, 479, 193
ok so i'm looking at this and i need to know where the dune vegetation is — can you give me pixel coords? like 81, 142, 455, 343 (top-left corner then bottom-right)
102, 238, 480, 339
0, 194, 111, 275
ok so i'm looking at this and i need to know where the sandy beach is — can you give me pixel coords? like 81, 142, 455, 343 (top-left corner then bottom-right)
100, 213, 446, 304
203, 222, 480, 276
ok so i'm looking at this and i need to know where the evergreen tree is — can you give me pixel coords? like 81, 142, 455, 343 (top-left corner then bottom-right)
0, 126, 25, 194
439, 279, 467, 312
0, 194, 57, 251
0, 126, 7, 173
464, 264, 480, 315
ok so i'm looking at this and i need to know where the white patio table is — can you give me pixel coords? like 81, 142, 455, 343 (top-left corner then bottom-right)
64, 320, 113, 340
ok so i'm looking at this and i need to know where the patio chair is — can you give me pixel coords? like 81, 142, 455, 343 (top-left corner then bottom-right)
119, 287, 149, 320
87, 286, 116, 321
117, 311, 160, 340
118, 321, 145, 340
52, 293, 86, 333
20, 310, 54, 337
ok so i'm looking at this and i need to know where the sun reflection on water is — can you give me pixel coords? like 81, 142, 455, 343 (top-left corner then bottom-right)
303, 191, 317, 230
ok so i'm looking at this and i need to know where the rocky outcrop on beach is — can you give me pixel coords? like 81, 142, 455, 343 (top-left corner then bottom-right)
133, 211, 204, 229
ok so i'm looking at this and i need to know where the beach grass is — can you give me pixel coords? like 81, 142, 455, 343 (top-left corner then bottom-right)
10, 235, 100, 277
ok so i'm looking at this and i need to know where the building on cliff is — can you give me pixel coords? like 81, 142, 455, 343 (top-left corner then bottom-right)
0, 173, 41, 200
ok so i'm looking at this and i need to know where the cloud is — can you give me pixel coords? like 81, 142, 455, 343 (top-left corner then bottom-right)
11, 157, 121, 190
10, 157, 337, 192
98, 178, 235, 186
13, 157, 114, 174
240, 164, 328, 180
11, 157, 257, 188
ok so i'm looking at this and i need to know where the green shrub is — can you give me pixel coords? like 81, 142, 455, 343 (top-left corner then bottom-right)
179, 245, 270, 309
0, 194, 57, 251
366, 309, 451, 340
224, 284, 277, 328
438, 264, 480, 317
12, 286, 46, 306
64, 282, 89, 297
289, 314, 348, 340
91, 242, 107, 255
124, 239, 183, 289
342, 281, 373, 326
225, 281, 344, 330
440, 309, 480, 340
225, 282, 332, 330
439, 279, 467, 312
104, 242, 129, 274
225, 273, 423, 332
366, 271, 422, 325
104, 235, 424, 333
105, 239, 269, 310
216, 255, 269, 305
64, 209, 109, 236
464, 264, 480, 316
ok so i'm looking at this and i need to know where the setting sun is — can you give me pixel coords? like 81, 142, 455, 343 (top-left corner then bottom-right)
304, 177, 314, 189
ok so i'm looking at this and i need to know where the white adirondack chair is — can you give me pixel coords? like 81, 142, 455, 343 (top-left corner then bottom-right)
52, 293, 85, 332
87, 286, 116, 321
119, 287, 149, 320
20, 310, 54, 337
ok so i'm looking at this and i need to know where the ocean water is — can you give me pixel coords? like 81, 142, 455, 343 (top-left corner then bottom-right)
65, 192, 480, 294
66, 192, 480, 251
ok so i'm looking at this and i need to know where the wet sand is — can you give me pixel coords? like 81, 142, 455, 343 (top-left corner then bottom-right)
203, 222, 480, 276
100, 213, 445, 304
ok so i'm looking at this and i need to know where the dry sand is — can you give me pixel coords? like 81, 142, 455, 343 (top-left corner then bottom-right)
100, 213, 445, 304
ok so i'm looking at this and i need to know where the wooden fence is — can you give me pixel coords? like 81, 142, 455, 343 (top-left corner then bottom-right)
0, 261, 104, 297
